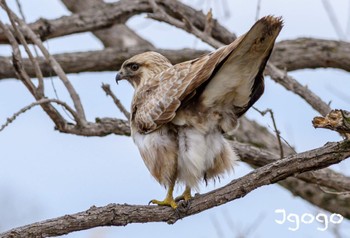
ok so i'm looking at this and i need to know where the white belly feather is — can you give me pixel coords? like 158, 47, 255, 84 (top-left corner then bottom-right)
132, 123, 238, 188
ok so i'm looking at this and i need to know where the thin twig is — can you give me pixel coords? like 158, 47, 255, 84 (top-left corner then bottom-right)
147, 0, 223, 48
102, 83, 130, 120
14, 0, 44, 94
204, 8, 213, 35
318, 185, 350, 196
266, 63, 331, 116
253, 107, 284, 158
0, 0, 86, 124
15, 0, 26, 22
3, 0, 44, 95
0, 20, 36, 95
0, 98, 79, 132
0, 1, 68, 129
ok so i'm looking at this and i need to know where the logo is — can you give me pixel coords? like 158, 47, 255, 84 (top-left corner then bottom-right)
274, 209, 343, 231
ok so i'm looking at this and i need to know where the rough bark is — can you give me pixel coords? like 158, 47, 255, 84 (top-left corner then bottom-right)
1, 1, 349, 237
0, 47, 207, 80
1, 141, 349, 238
1, 38, 350, 80
0, 0, 235, 45
60, 0, 154, 48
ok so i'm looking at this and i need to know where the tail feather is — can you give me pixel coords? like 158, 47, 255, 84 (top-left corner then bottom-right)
200, 16, 283, 115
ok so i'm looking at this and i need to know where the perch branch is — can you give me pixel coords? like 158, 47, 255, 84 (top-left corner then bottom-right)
1, 141, 349, 237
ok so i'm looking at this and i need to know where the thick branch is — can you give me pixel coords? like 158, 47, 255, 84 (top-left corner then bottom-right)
234, 142, 350, 192
0, 48, 207, 80
266, 63, 331, 116
0, 0, 234, 45
2, 38, 350, 80
1, 141, 349, 237
60, 0, 153, 48
272, 38, 350, 72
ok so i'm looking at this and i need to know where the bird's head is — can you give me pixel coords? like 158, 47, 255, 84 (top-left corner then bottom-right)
115, 51, 172, 88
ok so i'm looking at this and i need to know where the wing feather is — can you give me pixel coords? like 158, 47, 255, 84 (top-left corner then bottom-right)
133, 16, 283, 134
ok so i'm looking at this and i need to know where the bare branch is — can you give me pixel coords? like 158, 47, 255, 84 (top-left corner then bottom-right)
234, 142, 350, 217
313, 109, 350, 139
0, 20, 36, 94
2, 38, 350, 81
271, 38, 350, 72
0, 0, 235, 45
1, 141, 349, 237
102, 83, 130, 120
0, 98, 79, 132
60, 0, 154, 48
3, 0, 44, 94
147, 0, 223, 48
234, 142, 350, 193
253, 107, 284, 158
265, 63, 331, 116
1, 0, 86, 124
0, 48, 207, 80
0, 19, 68, 130
15, 0, 26, 22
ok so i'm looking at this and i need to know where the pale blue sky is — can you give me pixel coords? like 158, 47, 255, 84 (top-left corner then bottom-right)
1, 1, 350, 237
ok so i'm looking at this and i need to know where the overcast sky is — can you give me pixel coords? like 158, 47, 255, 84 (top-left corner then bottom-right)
1, 0, 350, 237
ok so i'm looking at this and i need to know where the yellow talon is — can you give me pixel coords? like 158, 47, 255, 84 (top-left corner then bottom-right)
149, 180, 177, 209
175, 186, 192, 202
149, 197, 177, 209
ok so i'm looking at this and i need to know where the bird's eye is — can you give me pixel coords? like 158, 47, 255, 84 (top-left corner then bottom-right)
130, 63, 139, 71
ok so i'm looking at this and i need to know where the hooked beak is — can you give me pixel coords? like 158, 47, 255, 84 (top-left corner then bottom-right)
115, 71, 123, 84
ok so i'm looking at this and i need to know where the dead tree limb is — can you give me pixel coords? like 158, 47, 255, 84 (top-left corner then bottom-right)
1, 141, 349, 238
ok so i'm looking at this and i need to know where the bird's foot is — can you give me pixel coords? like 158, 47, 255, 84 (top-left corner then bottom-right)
149, 197, 177, 209
175, 187, 192, 202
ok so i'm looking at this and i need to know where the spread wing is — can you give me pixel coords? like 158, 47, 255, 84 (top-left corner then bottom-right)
133, 16, 283, 134
131, 52, 226, 133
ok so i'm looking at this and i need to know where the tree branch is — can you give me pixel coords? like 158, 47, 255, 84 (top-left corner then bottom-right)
102, 83, 130, 120
1, 0, 87, 124
60, 0, 154, 48
2, 38, 350, 81
0, 0, 235, 45
1, 141, 349, 237
266, 63, 331, 116
0, 47, 207, 80
313, 109, 350, 139
0, 98, 79, 132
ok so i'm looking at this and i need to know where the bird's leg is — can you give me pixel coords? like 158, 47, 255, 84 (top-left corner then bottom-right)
175, 185, 192, 202
149, 179, 177, 209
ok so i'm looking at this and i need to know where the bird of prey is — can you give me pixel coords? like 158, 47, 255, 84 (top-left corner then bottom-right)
115, 16, 283, 208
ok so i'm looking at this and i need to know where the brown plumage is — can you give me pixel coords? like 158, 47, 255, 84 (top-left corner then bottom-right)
116, 16, 283, 208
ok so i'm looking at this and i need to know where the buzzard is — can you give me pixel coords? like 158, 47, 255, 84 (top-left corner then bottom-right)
116, 16, 283, 208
